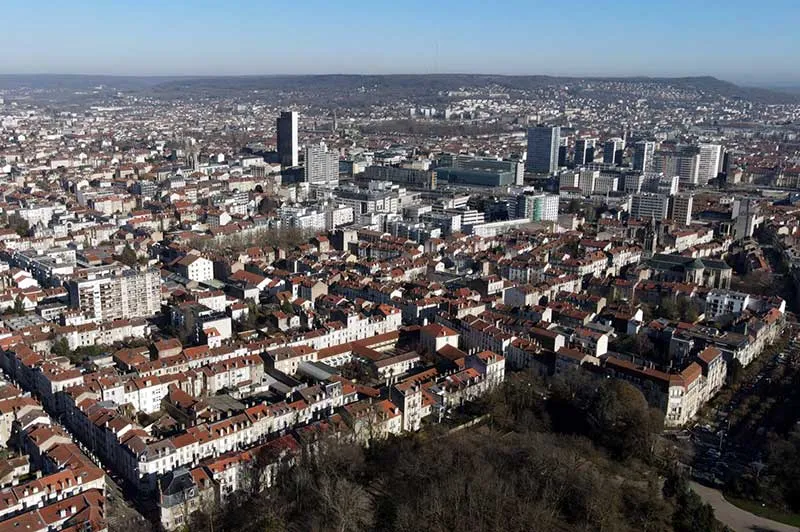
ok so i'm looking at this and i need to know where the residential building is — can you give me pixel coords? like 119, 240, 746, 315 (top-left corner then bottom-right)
516, 193, 559, 222
304, 143, 339, 188
175, 255, 214, 283
705, 289, 750, 318
66, 265, 161, 322
697, 143, 723, 185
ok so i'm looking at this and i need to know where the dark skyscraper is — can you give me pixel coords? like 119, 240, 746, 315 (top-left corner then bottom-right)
633, 140, 656, 173
603, 137, 625, 165
277, 111, 299, 167
558, 144, 568, 167
526, 125, 561, 174
574, 137, 596, 166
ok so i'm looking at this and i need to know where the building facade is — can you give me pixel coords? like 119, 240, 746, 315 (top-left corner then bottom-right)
67, 265, 161, 322
633, 140, 655, 173
526, 126, 560, 174
304, 143, 339, 188
277, 111, 299, 167
630, 193, 669, 221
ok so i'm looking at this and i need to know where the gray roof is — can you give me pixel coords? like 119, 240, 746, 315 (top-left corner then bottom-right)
297, 361, 338, 381
159, 467, 196, 508
648, 253, 731, 272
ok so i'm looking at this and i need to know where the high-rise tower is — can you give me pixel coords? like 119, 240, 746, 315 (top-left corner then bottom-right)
277, 111, 299, 167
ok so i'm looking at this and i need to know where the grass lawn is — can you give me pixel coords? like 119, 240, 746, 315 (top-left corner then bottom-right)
724, 494, 800, 528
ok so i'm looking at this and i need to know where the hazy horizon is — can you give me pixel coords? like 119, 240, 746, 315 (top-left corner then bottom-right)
2, 0, 798, 87
0, 72, 796, 91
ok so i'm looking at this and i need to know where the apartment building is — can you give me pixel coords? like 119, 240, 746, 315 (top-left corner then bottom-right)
66, 264, 161, 322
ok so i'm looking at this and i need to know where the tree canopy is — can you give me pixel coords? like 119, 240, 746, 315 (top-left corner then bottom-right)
185, 372, 722, 532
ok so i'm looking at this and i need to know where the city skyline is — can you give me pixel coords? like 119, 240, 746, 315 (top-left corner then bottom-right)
2, 4, 800, 531
1, 0, 798, 86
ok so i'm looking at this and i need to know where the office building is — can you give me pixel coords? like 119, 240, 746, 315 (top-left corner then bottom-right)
603, 137, 625, 165
421, 211, 462, 235
559, 171, 579, 190
624, 173, 644, 194
633, 141, 656, 173
305, 143, 339, 187
574, 138, 596, 166
445, 155, 524, 186
435, 167, 515, 187
517, 194, 540, 221
277, 111, 299, 167
516, 193, 559, 222
594, 174, 619, 194
630, 193, 670, 221
642, 173, 680, 196
578, 169, 599, 195
335, 181, 412, 215
721, 150, 732, 176
450, 208, 485, 227
654, 146, 700, 186
697, 144, 723, 185
526, 126, 560, 174
669, 193, 694, 226
67, 265, 161, 322
363, 165, 437, 189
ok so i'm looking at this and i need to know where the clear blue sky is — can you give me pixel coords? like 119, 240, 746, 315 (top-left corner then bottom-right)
1, 0, 797, 85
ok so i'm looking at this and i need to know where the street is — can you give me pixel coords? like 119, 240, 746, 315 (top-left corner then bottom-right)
677, 321, 800, 531
105, 474, 153, 532
687, 326, 800, 488
690, 482, 798, 532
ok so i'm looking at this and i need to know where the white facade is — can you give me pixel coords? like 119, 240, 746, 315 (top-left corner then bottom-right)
181, 256, 214, 282
304, 143, 339, 187
705, 289, 750, 318
538, 194, 559, 221
67, 266, 161, 322
325, 206, 355, 230
697, 144, 723, 185
594, 175, 618, 195
578, 169, 598, 195
630, 193, 669, 221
